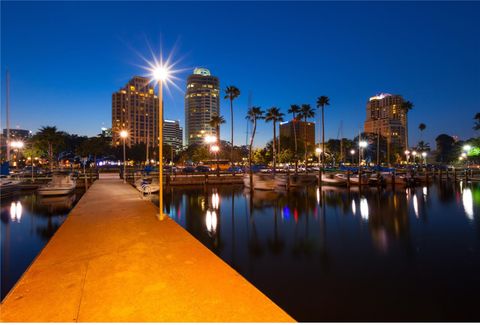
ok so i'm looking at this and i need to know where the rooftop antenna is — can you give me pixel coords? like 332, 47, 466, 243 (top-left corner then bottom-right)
6, 69, 11, 161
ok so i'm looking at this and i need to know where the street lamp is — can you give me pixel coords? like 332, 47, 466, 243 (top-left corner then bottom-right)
359, 141, 367, 165
350, 149, 356, 165
204, 135, 217, 145
210, 144, 220, 176
412, 151, 417, 164
405, 150, 410, 164
463, 144, 472, 153
151, 64, 170, 220
421, 152, 427, 165
120, 130, 128, 183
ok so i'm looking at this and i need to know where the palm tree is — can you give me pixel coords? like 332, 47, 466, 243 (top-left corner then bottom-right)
418, 123, 426, 150
316, 96, 330, 181
224, 86, 240, 166
34, 126, 64, 170
402, 100, 414, 150
288, 104, 301, 173
474, 113, 480, 131
298, 104, 315, 168
265, 107, 284, 175
246, 106, 264, 184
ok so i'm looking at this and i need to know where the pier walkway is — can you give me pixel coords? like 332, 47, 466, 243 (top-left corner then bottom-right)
0, 180, 294, 322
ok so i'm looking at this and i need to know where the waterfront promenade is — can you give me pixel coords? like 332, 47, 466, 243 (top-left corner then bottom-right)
0, 180, 294, 322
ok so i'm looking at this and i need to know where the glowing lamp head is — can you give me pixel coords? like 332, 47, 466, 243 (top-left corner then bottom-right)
359, 141, 368, 148
463, 145, 472, 152
153, 66, 169, 82
412, 151, 417, 156
315, 148, 322, 154
405, 150, 410, 155
204, 135, 217, 144
461, 152, 467, 158
350, 149, 355, 155
421, 152, 427, 158
120, 130, 129, 139
210, 145, 220, 153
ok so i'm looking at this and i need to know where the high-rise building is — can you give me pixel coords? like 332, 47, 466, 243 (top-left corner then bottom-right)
163, 119, 183, 152
279, 120, 315, 146
112, 76, 158, 147
185, 68, 220, 145
364, 93, 407, 151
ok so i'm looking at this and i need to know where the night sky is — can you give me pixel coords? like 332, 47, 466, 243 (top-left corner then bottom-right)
1, 1, 479, 147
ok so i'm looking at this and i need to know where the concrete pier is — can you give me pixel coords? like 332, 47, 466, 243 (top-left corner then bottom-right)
0, 180, 294, 322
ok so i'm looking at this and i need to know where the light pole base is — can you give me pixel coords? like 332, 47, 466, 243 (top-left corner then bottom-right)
156, 213, 169, 221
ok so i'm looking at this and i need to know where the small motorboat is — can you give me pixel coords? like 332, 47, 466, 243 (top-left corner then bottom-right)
275, 174, 317, 188
135, 177, 160, 194
334, 173, 369, 185
37, 173, 76, 196
318, 173, 347, 186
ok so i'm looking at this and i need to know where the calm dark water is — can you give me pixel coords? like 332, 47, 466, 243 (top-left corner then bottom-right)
1, 189, 85, 300
159, 181, 480, 321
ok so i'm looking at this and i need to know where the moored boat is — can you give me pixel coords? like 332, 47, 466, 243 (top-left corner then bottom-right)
37, 173, 76, 196
244, 173, 276, 190
135, 177, 160, 194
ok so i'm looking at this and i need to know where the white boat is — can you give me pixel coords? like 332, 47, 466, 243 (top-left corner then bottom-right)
135, 177, 160, 194
274, 174, 317, 188
0, 178, 21, 197
318, 173, 347, 186
244, 174, 276, 190
334, 173, 369, 185
37, 174, 76, 196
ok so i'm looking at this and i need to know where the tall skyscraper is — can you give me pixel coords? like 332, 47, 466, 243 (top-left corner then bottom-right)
279, 120, 315, 147
364, 93, 407, 151
184, 68, 220, 145
112, 76, 158, 147
163, 119, 183, 152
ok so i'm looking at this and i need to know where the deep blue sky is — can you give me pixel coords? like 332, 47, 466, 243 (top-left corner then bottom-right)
1, 1, 479, 148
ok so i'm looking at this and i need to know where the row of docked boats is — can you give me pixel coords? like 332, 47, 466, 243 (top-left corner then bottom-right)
1, 173, 77, 197
243, 172, 430, 191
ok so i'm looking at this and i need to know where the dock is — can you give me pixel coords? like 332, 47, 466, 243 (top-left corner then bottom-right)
0, 180, 294, 322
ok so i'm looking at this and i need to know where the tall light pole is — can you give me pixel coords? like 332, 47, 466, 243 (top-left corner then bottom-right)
120, 130, 128, 183
350, 149, 355, 165
412, 151, 417, 164
152, 66, 170, 219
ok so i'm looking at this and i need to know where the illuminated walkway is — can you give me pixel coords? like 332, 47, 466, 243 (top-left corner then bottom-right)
0, 180, 294, 322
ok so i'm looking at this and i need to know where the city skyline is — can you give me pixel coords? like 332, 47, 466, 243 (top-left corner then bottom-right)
1, 2, 479, 148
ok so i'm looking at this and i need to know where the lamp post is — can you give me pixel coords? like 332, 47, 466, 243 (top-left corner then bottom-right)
412, 151, 417, 164
405, 150, 410, 164
350, 149, 355, 165
421, 152, 427, 165
152, 65, 170, 219
211, 144, 220, 176
315, 147, 322, 185
120, 130, 128, 183
359, 141, 368, 166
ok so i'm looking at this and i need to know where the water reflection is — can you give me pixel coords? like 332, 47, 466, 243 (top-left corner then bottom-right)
1, 189, 85, 300
162, 182, 480, 321
10, 201, 22, 223
462, 187, 474, 220
360, 197, 369, 220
